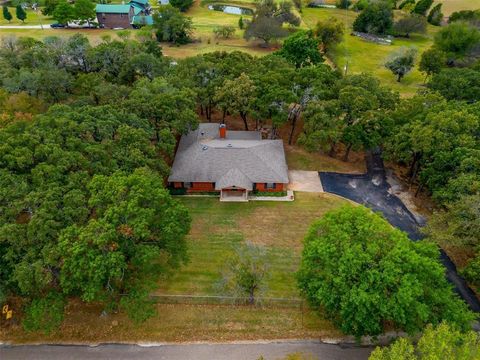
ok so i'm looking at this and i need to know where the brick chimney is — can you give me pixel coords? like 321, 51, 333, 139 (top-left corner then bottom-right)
219, 124, 226, 139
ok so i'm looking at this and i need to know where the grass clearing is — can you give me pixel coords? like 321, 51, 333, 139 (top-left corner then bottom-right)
0, 8, 51, 26
1, 301, 339, 343
436, 0, 480, 16
302, 7, 438, 96
156, 192, 348, 298
285, 145, 366, 173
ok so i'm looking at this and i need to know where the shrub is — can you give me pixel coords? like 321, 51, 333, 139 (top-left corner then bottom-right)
22, 293, 66, 334
352, 0, 393, 35
252, 190, 288, 197
213, 25, 236, 39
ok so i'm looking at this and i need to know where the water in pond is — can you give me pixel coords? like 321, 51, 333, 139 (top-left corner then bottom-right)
207, 4, 253, 15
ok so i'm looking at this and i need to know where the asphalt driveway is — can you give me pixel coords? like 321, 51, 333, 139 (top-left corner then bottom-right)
320, 151, 480, 313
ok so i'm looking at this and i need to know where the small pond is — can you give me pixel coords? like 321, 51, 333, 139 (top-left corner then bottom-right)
207, 4, 254, 15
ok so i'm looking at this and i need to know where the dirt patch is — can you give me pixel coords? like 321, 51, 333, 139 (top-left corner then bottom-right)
384, 162, 436, 217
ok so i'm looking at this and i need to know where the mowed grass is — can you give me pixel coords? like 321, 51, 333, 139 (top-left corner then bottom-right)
302, 7, 438, 96
0, 8, 51, 25
0, 28, 121, 43
1, 302, 339, 343
285, 145, 366, 173
436, 0, 480, 16
156, 192, 348, 298
165, 0, 268, 57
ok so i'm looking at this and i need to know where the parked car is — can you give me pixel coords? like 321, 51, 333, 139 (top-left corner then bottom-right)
50, 23, 66, 28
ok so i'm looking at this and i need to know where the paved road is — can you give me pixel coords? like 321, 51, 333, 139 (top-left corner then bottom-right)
0, 341, 373, 360
320, 150, 480, 313
0, 24, 52, 29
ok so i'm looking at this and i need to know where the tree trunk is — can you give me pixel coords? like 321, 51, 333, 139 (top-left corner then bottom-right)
288, 104, 302, 145
240, 112, 249, 130
329, 143, 336, 158
288, 116, 297, 145
248, 288, 255, 305
409, 153, 421, 185
222, 108, 226, 123
397, 73, 403, 82
271, 125, 277, 139
343, 143, 352, 162
415, 181, 424, 197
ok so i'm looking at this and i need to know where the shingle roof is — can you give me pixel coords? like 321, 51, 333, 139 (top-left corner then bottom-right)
168, 123, 289, 189
96, 4, 131, 13
216, 168, 253, 190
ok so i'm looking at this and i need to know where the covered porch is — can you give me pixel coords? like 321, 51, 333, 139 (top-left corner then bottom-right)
220, 188, 249, 202
216, 168, 252, 202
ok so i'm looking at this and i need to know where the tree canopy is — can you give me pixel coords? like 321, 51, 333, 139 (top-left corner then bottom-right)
297, 206, 474, 338
370, 322, 480, 360
352, 0, 393, 35
276, 30, 323, 68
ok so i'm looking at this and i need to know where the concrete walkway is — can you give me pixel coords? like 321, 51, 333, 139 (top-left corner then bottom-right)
288, 170, 324, 192
0, 341, 373, 360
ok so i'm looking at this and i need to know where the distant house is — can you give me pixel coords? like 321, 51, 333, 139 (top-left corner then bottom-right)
168, 123, 289, 202
96, 0, 152, 29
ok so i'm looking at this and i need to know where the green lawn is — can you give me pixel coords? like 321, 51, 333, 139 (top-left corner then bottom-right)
285, 145, 366, 173
302, 7, 439, 96
437, 0, 480, 16
156, 192, 349, 298
0, 8, 52, 25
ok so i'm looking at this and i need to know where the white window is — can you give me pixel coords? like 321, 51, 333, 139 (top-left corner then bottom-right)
266, 183, 276, 189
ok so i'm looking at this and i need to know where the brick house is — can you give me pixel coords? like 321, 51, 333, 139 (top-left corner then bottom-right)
168, 123, 289, 202
96, 0, 151, 29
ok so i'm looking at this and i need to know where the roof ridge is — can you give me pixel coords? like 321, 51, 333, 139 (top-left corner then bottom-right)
246, 144, 286, 181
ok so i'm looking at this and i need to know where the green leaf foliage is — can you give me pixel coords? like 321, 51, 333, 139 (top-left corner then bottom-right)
169, 0, 193, 12
22, 292, 66, 334
153, 5, 193, 44
369, 322, 480, 359
276, 31, 323, 68
297, 206, 475, 338
15, 4, 26, 22
411, 0, 433, 16
352, 0, 393, 35
59, 169, 191, 309
2, 6, 12, 22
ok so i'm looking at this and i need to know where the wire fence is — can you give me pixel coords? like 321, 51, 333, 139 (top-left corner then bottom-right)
151, 294, 305, 309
